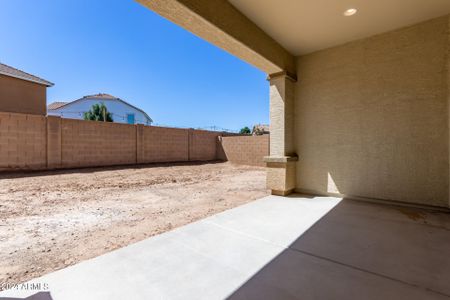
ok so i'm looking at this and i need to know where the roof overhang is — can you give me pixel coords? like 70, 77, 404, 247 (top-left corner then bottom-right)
0, 65, 54, 87
137, 0, 450, 75
0, 71, 54, 87
136, 0, 295, 76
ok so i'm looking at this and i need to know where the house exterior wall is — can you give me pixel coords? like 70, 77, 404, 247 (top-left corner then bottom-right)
48, 98, 151, 125
0, 75, 47, 115
138, 2, 450, 208
294, 16, 450, 207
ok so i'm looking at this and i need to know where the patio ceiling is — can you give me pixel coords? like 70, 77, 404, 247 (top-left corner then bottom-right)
228, 0, 450, 55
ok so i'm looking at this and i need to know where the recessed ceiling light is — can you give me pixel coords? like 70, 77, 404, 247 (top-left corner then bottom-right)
343, 8, 357, 16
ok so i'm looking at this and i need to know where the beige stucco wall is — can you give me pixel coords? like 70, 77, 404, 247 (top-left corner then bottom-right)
0, 75, 47, 115
295, 16, 450, 207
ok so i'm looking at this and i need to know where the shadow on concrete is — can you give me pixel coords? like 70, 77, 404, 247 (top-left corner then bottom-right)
0, 160, 225, 179
0, 292, 53, 300
228, 198, 450, 300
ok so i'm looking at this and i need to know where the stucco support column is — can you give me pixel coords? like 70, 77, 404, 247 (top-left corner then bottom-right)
264, 71, 298, 196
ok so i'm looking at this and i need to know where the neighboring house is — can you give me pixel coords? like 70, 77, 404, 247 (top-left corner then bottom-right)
0, 62, 53, 115
48, 93, 153, 125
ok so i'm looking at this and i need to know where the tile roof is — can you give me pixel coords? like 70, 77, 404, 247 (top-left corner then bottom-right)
83, 93, 116, 99
47, 102, 68, 110
0, 62, 54, 86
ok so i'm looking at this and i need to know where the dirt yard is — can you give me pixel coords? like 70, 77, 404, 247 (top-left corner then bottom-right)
0, 162, 268, 285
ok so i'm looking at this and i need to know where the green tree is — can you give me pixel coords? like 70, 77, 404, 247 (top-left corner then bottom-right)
239, 126, 251, 134
83, 103, 113, 122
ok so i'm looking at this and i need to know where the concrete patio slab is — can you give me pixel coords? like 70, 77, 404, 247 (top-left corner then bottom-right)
290, 199, 450, 296
204, 195, 342, 247
229, 249, 449, 300
1, 195, 449, 300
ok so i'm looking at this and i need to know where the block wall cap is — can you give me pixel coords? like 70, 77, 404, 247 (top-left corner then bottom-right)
267, 71, 297, 82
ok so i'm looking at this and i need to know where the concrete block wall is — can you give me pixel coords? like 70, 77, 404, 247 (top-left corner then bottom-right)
0, 112, 269, 171
0, 112, 228, 171
219, 135, 269, 166
189, 130, 220, 161
141, 126, 189, 163
0, 112, 46, 170
61, 119, 137, 168
46, 116, 62, 168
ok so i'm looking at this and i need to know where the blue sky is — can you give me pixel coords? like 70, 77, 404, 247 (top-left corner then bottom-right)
0, 0, 268, 131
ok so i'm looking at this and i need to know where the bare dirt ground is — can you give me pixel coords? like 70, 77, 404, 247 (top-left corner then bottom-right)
0, 162, 268, 285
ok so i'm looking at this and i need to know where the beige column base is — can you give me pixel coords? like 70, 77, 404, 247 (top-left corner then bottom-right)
264, 156, 298, 196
